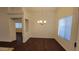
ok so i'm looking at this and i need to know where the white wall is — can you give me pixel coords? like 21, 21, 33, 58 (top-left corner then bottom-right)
23, 8, 57, 43
22, 8, 32, 43
0, 8, 12, 42
76, 8, 79, 51
77, 25, 79, 50
23, 8, 57, 39
0, 8, 21, 42
55, 8, 79, 51
9, 18, 16, 42
31, 13, 56, 38
0, 13, 11, 42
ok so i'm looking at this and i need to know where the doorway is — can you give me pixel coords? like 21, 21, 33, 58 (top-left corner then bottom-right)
12, 18, 23, 46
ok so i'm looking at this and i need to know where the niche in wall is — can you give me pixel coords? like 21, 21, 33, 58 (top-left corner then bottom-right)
58, 16, 72, 40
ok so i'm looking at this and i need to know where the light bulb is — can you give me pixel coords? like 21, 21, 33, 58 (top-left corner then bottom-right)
44, 20, 46, 23
40, 20, 43, 23
37, 21, 40, 23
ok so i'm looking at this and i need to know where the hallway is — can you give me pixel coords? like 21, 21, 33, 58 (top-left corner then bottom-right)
14, 38, 65, 51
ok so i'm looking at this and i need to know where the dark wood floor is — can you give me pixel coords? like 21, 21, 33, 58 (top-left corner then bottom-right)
16, 32, 23, 45
13, 38, 65, 51
0, 32, 65, 51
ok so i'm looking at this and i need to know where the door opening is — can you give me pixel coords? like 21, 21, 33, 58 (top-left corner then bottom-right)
12, 18, 23, 46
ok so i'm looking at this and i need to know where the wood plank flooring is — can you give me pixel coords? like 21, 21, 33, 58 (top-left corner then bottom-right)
13, 38, 65, 51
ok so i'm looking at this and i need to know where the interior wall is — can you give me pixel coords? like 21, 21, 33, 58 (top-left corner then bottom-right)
22, 8, 32, 43
0, 7, 22, 42
9, 18, 16, 41
0, 15, 10, 42
22, 8, 60, 43
31, 11, 56, 38
77, 24, 79, 50
55, 7, 78, 51
24, 8, 57, 40
76, 8, 79, 51
0, 8, 12, 42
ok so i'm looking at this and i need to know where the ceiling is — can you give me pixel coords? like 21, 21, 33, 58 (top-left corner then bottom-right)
0, 7, 57, 15
8, 7, 23, 14
24, 7, 57, 12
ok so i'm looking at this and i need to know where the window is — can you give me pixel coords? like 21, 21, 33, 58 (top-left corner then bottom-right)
58, 16, 72, 40
58, 18, 65, 39
15, 23, 22, 29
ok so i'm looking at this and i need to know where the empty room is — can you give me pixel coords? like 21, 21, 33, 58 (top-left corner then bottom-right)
0, 7, 79, 51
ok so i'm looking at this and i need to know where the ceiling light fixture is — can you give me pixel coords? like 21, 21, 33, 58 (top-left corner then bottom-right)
37, 20, 46, 25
